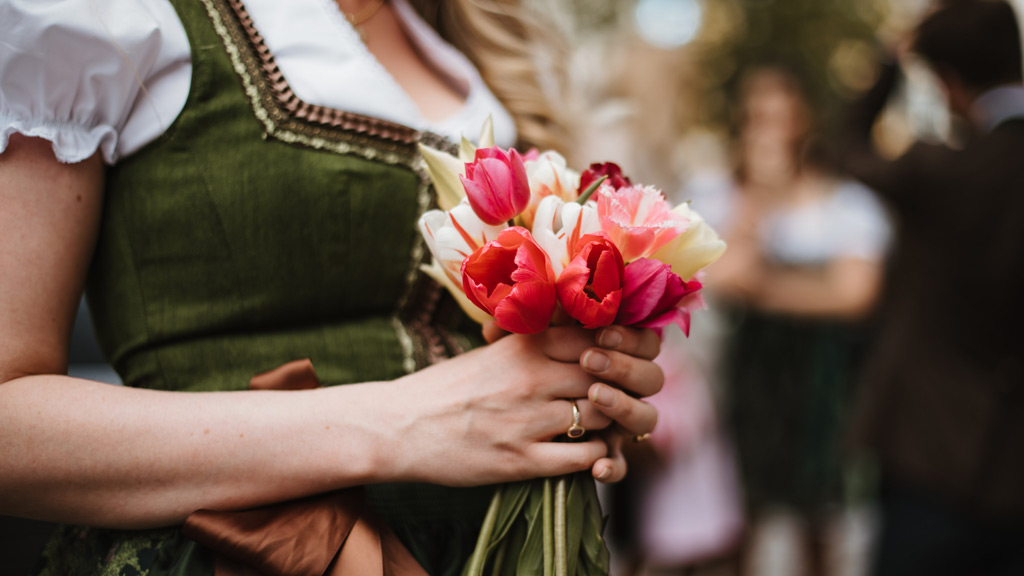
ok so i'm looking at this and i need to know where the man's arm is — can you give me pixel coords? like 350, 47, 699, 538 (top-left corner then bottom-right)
837, 59, 922, 209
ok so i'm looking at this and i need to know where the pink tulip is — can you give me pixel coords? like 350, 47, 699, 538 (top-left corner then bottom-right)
460, 146, 531, 225
617, 258, 702, 334
462, 227, 557, 334
556, 233, 625, 329
597, 184, 688, 262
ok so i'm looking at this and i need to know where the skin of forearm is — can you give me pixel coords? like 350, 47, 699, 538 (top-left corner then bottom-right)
753, 261, 882, 320
0, 374, 392, 529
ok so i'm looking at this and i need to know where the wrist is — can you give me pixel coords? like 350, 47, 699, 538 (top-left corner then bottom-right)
320, 378, 422, 486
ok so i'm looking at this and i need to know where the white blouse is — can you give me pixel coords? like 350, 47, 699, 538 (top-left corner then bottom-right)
759, 180, 892, 265
0, 0, 516, 165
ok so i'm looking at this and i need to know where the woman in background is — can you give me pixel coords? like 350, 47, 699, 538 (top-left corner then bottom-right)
0, 1, 662, 574
711, 65, 890, 576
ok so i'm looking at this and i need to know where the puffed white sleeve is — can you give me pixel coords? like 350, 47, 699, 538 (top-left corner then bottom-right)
833, 179, 894, 262
0, 0, 189, 165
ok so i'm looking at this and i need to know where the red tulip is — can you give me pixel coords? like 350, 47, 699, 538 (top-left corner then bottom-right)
579, 162, 631, 192
556, 233, 625, 329
617, 258, 702, 334
462, 227, 557, 334
460, 146, 531, 225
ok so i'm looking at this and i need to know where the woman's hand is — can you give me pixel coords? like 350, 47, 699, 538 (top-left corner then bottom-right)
581, 325, 662, 483
392, 322, 662, 487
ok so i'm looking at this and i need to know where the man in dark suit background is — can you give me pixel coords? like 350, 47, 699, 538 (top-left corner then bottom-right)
839, 1, 1024, 574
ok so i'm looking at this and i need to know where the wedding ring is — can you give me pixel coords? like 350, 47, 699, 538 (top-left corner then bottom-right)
633, 432, 651, 443
567, 400, 585, 439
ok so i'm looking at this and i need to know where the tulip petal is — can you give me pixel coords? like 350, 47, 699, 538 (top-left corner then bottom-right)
651, 204, 727, 280
598, 184, 688, 261
617, 258, 700, 329
556, 234, 625, 329
478, 115, 495, 149
496, 281, 557, 334
460, 135, 477, 164
419, 143, 466, 211
590, 250, 624, 298
617, 259, 670, 324
460, 227, 557, 333
637, 306, 692, 336
421, 260, 493, 325
461, 147, 531, 225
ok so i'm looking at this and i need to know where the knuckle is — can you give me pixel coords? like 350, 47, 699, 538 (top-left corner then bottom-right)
614, 394, 636, 419
593, 412, 613, 429
564, 450, 594, 472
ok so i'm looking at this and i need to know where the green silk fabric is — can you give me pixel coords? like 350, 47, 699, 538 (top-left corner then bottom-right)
35, 1, 490, 574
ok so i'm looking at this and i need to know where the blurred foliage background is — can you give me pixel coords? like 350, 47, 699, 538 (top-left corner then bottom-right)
525, 0, 947, 195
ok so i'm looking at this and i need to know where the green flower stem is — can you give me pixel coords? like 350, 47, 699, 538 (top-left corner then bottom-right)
467, 485, 504, 576
543, 478, 554, 576
554, 476, 568, 576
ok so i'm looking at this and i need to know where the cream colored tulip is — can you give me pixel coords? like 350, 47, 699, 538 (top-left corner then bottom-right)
419, 143, 466, 211
420, 259, 493, 326
419, 117, 498, 211
532, 195, 601, 276
651, 203, 727, 281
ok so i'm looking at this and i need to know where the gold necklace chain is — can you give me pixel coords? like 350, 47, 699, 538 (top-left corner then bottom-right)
343, 0, 386, 28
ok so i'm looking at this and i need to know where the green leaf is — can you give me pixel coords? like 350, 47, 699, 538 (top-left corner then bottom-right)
575, 175, 607, 205
495, 510, 528, 576
516, 481, 546, 575
461, 474, 608, 576
577, 474, 610, 575
464, 486, 504, 576
471, 481, 533, 576
491, 481, 532, 544
543, 478, 553, 576
564, 473, 585, 576
489, 538, 508, 576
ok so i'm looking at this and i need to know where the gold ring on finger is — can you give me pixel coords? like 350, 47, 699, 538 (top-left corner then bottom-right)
633, 432, 651, 443
567, 400, 585, 439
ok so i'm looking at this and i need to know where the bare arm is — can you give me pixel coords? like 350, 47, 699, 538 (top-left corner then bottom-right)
0, 136, 661, 529
0, 134, 388, 528
836, 59, 932, 212
712, 237, 883, 321
710, 188, 884, 321
748, 257, 884, 320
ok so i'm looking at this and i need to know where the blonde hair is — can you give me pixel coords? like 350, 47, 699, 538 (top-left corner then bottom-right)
409, 0, 569, 154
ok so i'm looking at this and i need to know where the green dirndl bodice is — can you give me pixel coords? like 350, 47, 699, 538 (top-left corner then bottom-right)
33, 1, 490, 574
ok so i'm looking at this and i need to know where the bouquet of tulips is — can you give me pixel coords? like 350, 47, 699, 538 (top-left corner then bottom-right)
417, 120, 725, 576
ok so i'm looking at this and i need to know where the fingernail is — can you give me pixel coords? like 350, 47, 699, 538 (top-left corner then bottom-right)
583, 350, 610, 373
598, 328, 623, 349
590, 384, 614, 407
596, 466, 611, 480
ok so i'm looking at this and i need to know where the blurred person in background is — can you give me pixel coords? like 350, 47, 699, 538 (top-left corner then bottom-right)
711, 65, 891, 576
839, 1, 1024, 574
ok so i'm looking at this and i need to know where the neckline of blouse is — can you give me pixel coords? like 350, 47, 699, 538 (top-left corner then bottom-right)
316, 0, 481, 131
